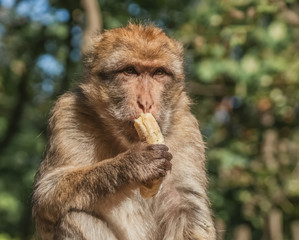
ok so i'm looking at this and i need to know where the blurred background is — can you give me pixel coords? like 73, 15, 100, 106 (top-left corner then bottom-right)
0, 0, 298, 239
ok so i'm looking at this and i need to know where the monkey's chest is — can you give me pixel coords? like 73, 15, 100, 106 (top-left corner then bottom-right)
96, 190, 157, 240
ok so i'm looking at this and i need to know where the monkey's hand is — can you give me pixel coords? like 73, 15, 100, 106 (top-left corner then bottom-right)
124, 143, 172, 186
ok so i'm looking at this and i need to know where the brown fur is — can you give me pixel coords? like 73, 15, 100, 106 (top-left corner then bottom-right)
32, 23, 216, 240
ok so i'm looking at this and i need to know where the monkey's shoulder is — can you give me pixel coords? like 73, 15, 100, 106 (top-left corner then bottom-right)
166, 110, 204, 148
51, 91, 88, 115
49, 91, 96, 129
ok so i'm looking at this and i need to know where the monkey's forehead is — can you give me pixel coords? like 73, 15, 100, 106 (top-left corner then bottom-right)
92, 24, 183, 60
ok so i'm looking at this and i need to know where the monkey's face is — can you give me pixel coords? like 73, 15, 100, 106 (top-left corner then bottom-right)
84, 24, 185, 131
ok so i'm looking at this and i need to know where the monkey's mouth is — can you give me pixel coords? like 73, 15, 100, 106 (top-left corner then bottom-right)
119, 115, 163, 142
107, 107, 164, 140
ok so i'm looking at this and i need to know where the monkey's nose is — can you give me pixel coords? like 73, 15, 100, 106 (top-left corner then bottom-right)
137, 97, 153, 113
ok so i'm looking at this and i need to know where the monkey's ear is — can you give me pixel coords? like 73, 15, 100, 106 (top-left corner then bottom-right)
90, 32, 103, 45
82, 32, 103, 70
83, 32, 103, 53
173, 40, 184, 58
82, 30, 103, 55
82, 51, 96, 70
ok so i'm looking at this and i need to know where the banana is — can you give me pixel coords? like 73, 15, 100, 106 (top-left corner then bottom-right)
134, 113, 164, 198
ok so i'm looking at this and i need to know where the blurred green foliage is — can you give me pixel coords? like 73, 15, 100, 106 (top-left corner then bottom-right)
0, 0, 298, 239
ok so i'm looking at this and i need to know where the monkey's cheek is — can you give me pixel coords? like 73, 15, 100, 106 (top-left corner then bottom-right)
108, 105, 136, 122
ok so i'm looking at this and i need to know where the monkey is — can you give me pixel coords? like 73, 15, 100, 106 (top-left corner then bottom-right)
32, 23, 216, 240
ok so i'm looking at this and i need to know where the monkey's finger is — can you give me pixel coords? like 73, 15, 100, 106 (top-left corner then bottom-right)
155, 158, 172, 171
149, 150, 172, 160
146, 144, 169, 151
151, 151, 172, 161
158, 169, 167, 177
162, 151, 172, 161
163, 160, 172, 171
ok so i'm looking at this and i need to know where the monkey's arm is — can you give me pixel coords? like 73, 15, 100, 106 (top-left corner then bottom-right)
33, 143, 171, 238
32, 154, 132, 234
32, 94, 172, 238
154, 114, 216, 240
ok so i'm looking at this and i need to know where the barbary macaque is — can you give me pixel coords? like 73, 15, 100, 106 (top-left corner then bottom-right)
32, 23, 216, 240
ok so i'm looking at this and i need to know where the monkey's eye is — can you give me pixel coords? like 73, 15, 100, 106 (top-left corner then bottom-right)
154, 68, 166, 76
123, 67, 138, 75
